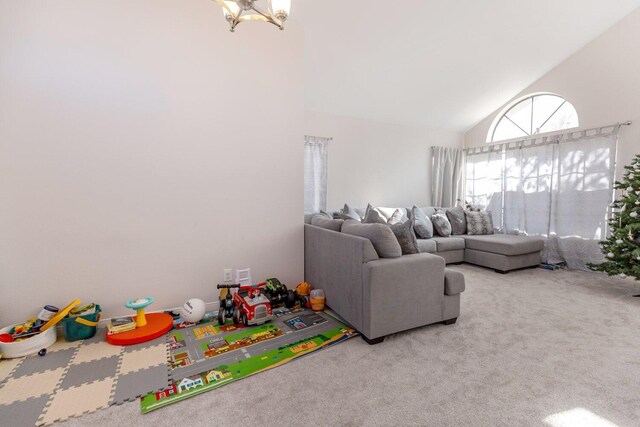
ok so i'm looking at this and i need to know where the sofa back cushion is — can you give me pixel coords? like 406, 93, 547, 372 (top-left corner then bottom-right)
341, 220, 402, 258
311, 215, 344, 232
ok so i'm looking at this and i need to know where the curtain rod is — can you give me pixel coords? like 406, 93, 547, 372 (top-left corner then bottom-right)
465, 121, 632, 154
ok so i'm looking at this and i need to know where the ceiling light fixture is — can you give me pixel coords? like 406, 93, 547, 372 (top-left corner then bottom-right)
213, 0, 291, 32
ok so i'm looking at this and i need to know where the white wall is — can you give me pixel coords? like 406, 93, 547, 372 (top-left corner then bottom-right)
0, 1, 304, 325
464, 8, 640, 180
306, 111, 463, 209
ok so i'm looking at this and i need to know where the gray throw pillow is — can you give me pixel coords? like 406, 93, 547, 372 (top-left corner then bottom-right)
338, 203, 362, 221
388, 219, 419, 255
446, 206, 467, 235
341, 221, 402, 258
411, 206, 433, 239
317, 210, 333, 219
387, 209, 405, 225
465, 211, 494, 235
362, 204, 387, 224
311, 215, 344, 232
431, 212, 452, 237
363, 205, 405, 225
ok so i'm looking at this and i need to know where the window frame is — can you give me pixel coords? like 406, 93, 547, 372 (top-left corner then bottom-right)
487, 93, 579, 143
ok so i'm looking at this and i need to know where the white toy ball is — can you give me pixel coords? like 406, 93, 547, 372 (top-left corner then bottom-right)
181, 298, 206, 323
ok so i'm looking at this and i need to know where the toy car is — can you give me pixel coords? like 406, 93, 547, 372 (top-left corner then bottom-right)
217, 283, 273, 326
263, 278, 296, 308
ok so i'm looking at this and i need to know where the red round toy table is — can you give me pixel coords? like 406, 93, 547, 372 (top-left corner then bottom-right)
105, 313, 173, 345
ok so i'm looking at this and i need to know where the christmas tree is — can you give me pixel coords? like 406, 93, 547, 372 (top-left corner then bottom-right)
588, 154, 640, 281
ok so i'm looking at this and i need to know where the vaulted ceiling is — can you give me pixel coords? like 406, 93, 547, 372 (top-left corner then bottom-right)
296, 0, 640, 132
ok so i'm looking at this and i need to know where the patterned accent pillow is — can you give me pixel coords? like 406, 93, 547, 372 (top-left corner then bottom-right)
431, 212, 452, 237
465, 211, 494, 235
388, 218, 420, 255
387, 209, 405, 225
446, 206, 467, 235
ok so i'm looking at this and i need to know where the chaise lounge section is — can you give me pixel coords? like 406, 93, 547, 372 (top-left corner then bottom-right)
461, 234, 544, 273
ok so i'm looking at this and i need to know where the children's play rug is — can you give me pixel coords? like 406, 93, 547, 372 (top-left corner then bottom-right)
141, 307, 357, 413
0, 331, 170, 426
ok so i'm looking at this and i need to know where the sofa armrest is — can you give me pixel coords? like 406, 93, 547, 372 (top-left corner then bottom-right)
304, 224, 377, 332
362, 253, 445, 339
444, 269, 465, 295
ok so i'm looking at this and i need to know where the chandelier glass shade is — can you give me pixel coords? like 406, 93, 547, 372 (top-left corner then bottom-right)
214, 0, 291, 32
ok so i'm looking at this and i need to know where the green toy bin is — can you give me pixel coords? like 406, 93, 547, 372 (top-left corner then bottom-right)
62, 305, 101, 341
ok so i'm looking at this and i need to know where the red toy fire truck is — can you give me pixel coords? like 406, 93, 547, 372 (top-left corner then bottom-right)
216, 283, 273, 326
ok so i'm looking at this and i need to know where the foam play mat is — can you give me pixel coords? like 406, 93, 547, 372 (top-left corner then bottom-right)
0, 331, 170, 426
140, 308, 357, 413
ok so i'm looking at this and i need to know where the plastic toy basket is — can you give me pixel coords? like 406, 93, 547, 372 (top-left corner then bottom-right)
62, 305, 101, 341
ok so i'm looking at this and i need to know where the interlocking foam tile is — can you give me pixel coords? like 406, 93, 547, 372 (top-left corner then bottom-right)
38, 377, 115, 426
0, 328, 171, 426
58, 356, 119, 390
110, 363, 171, 404
81, 330, 107, 345
0, 367, 65, 405
11, 348, 76, 379
122, 335, 166, 353
0, 358, 23, 383
119, 343, 167, 375
0, 394, 51, 427
47, 337, 82, 353
72, 341, 122, 365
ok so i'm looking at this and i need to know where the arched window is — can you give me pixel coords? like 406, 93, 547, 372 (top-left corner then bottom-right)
487, 93, 579, 142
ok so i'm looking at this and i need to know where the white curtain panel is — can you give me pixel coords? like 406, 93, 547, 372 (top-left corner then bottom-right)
465, 129, 617, 270
304, 136, 330, 214
431, 146, 464, 207
465, 147, 504, 230
503, 144, 555, 237
547, 134, 616, 269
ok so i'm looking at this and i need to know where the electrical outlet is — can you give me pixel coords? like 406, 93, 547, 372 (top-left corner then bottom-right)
223, 268, 233, 282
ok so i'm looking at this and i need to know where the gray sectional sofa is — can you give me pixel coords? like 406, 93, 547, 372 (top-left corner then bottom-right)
303, 205, 544, 344
304, 223, 465, 344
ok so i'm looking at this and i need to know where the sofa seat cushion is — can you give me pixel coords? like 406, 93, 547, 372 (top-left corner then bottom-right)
444, 269, 465, 295
461, 234, 544, 256
416, 239, 437, 253
432, 237, 465, 252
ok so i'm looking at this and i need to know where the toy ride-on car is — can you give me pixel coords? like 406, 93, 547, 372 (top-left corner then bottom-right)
216, 284, 237, 326
216, 283, 273, 326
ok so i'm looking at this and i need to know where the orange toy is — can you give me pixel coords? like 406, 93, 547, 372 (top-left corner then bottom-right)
106, 297, 173, 346
295, 282, 311, 297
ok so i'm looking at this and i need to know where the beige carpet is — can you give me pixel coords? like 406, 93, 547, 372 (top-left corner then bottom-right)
59, 265, 640, 426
